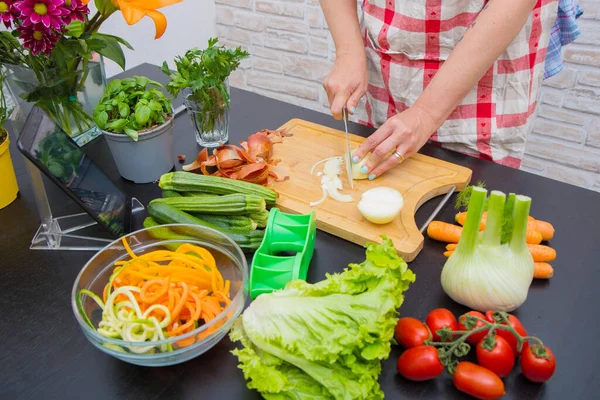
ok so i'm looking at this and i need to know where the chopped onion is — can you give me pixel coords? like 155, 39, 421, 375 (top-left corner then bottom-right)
309, 157, 354, 206
310, 156, 342, 176
357, 187, 404, 224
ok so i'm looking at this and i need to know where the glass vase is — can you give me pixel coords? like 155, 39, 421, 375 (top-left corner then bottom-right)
183, 79, 230, 148
3, 58, 106, 147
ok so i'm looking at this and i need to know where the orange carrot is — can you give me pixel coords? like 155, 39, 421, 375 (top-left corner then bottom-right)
533, 220, 555, 241
446, 243, 458, 251
527, 244, 556, 262
427, 221, 462, 243
526, 228, 543, 245
443, 250, 454, 258
534, 262, 554, 279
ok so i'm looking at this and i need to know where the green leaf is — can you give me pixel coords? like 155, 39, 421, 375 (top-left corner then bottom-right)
124, 128, 139, 141
94, 111, 109, 130
106, 79, 121, 94
90, 33, 127, 70
149, 100, 163, 112
135, 76, 149, 88
118, 102, 130, 118
66, 21, 85, 37
107, 119, 128, 132
135, 105, 151, 126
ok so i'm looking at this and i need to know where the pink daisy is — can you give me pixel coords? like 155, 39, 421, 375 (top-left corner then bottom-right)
0, 0, 18, 29
62, 0, 88, 25
17, 23, 60, 55
14, 0, 68, 30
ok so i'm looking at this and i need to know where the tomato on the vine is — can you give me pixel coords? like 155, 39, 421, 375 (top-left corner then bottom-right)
426, 308, 457, 341
520, 345, 556, 383
453, 362, 505, 400
458, 311, 489, 345
396, 346, 444, 381
476, 335, 515, 377
395, 317, 431, 348
485, 311, 527, 355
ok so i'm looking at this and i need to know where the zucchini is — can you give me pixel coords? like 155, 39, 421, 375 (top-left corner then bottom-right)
191, 213, 258, 231
148, 202, 264, 251
162, 190, 182, 198
181, 191, 219, 198
249, 210, 269, 228
159, 172, 277, 206
143, 217, 194, 251
151, 195, 266, 215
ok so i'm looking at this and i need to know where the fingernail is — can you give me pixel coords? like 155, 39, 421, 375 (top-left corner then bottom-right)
349, 106, 356, 114
360, 166, 368, 174
352, 156, 359, 163
368, 174, 376, 181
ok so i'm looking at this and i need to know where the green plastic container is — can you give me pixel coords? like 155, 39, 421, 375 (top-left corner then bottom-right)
249, 208, 317, 299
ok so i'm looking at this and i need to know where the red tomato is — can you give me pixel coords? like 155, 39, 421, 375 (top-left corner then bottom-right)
485, 311, 527, 355
426, 308, 458, 341
458, 311, 489, 345
396, 346, 445, 381
476, 335, 515, 377
520, 345, 556, 383
453, 362, 506, 400
395, 317, 431, 348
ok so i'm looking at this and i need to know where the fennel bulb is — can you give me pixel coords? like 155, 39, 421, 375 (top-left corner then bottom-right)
441, 187, 534, 312
230, 236, 416, 400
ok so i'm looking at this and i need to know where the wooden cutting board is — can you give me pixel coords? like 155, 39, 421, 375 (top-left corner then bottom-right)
271, 119, 472, 262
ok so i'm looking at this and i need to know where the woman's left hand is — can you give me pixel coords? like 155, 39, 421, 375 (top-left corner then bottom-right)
352, 105, 438, 179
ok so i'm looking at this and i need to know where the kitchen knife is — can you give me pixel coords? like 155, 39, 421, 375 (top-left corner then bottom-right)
342, 106, 354, 190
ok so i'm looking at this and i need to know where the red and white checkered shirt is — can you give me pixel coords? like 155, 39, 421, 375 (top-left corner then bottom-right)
356, 0, 558, 168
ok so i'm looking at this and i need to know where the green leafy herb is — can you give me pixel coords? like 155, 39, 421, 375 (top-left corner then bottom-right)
454, 180, 486, 211
161, 38, 249, 133
93, 76, 172, 141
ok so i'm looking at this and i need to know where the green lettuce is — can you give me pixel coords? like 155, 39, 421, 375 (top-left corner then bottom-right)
231, 236, 416, 400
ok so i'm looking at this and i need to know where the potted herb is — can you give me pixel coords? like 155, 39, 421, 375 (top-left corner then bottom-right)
0, 71, 19, 209
161, 38, 248, 147
94, 76, 174, 184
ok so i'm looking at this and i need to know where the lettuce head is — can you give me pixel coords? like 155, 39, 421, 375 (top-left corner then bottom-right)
230, 235, 416, 399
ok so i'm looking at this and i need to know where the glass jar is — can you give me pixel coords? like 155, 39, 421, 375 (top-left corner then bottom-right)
183, 78, 230, 148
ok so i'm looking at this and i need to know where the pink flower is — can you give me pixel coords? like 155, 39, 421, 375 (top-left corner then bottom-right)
14, 0, 68, 30
0, 0, 18, 29
17, 23, 60, 55
62, 0, 88, 25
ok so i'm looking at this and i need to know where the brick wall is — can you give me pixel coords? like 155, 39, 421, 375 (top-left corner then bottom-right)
216, 0, 600, 192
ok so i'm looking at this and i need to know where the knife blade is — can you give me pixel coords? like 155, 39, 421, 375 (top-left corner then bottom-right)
342, 106, 354, 190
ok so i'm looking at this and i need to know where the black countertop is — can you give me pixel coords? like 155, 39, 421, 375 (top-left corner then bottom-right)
1, 63, 599, 399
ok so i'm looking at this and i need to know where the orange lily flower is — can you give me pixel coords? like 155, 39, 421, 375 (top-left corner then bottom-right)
114, 0, 182, 39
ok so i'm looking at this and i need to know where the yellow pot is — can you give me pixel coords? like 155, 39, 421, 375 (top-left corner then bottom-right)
0, 130, 19, 209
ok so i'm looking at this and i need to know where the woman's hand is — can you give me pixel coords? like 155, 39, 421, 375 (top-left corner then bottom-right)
323, 51, 368, 120
352, 105, 438, 179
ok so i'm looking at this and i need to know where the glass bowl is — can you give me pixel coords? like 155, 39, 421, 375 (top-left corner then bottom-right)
71, 224, 248, 367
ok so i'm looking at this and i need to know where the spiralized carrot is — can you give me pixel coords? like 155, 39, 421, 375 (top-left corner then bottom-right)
81, 238, 232, 354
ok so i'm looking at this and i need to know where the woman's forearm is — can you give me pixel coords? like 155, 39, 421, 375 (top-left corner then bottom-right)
414, 0, 538, 127
319, 0, 364, 57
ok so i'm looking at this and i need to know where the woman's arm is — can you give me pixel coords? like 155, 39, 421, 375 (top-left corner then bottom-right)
320, 0, 368, 119
355, 0, 538, 177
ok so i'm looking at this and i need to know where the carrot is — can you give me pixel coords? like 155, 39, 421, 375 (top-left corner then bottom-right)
446, 243, 458, 251
443, 250, 454, 258
533, 220, 555, 241
526, 228, 543, 245
534, 262, 554, 279
527, 244, 556, 262
427, 221, 463, 243
455, 211, 486, 231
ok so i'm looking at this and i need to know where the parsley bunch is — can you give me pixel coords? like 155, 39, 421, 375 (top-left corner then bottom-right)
161, 38, 249, 133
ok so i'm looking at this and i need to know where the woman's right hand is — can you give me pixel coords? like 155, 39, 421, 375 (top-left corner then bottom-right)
323, 50, 368, 120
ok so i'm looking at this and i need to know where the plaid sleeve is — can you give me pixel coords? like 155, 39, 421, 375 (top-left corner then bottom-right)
544, 0, 583, 79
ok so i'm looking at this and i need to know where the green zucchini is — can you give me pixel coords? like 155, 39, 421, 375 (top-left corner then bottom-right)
148, 202, 264, 251
190, 213, 258, 231
159, 172, 277, 206
150, 195, 266, 215
249, 210, 269, 228
143, 217, 194, 251
162, 190, 182, 198
181, 191, 219, 198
